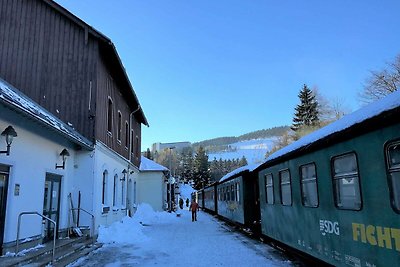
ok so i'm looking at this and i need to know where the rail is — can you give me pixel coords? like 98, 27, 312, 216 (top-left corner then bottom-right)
16, 212, 56, 263
68, 208, 95, 245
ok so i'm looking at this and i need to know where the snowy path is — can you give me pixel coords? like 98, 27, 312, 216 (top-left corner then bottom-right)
70, 207, 296, 267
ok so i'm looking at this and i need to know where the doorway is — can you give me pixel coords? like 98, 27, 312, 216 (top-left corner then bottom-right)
42, 173, 61, 242
0, 164, 10, 254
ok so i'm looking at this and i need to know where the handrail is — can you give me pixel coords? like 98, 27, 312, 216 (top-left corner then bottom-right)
16, 212, 56, 263
68, 208, 95, 245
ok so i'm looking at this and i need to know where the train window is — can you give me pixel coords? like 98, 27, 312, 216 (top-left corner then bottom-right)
279, 169, 292, 206
231, 184, 235, 201
236, 182, 240, 203
227, 186, 230, 201
386, 142, 400, 212
300, 163, 318, 207
265, 173, 274, 204
332, 153, 362, 210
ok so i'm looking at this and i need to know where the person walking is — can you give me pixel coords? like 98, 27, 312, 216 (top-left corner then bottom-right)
185, 198, 189, 208
179, 198, 184, 209
189, 199, 199, 222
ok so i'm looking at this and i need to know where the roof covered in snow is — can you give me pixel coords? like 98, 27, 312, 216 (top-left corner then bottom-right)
140, 156, 169, 172
219, 163, 261, 182
0, 78, 93, 150
265, 90, 400, 164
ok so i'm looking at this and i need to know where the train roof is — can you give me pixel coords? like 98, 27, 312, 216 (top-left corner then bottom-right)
258, 90, 400, 169
219, 163, 261, 183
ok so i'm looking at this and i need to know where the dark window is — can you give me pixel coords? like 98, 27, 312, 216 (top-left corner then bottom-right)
280, 169, 292, 206
107, 98, 113, 133
135, 136, 140, 157
332, 153, 362, 210
125, 122, 129, 148
300, 163, 318, 207
231, 184, 234, 201
102, 170, 108, 205
117, 112, 122, 141
265, 173, 274, 204
386, 142, 400, 212
131, 130, 134, 154
113, 175, 117, 206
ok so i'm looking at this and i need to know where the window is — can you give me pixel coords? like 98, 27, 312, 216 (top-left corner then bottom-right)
236, 182, 240, 202
300, 163, 318, 207
280, 169, 292, 206
107, 98, 113, 133
265, 173, 274, 204
113, 174, 118, 206
231, 184, 234, 201
102, 170, 108, 205
332, 153, 362, 210
135, 136, 140, 156
131, 130, 134, 154
121, 179, 125, 206
227, 186, 230, 201
117, 112, 122, 141
125, 122, 129, 148
386, 142, 400, 212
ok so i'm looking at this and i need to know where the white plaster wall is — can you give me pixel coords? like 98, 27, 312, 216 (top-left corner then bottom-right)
0, 117, 88, 243
93, 142, 138, 228
136, 172, 165, 212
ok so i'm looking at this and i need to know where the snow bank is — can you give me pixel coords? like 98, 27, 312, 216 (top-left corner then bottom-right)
97, 216, 149, 244
97, 203, 179, 245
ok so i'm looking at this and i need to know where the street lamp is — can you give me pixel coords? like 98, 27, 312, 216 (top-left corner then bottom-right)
168, 146, 175, 212
0, 125, 17, 156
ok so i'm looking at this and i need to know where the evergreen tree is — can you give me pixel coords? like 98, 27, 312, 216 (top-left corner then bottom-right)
239, 156, 248, 167
292, 84, 319, 132
193, 146, 210, 189
144, 148, 152, 160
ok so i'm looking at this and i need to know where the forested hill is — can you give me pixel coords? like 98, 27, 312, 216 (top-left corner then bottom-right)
193, 126, 289, 150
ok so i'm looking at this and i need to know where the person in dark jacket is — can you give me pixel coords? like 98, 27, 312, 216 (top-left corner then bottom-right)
186, 198, 189, 208
189, 199, 199, 222
179, 198, 184, 209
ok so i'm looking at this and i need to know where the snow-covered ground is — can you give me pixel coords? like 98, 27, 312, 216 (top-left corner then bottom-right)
69, 204, 296, 267
207, 138, 277, 165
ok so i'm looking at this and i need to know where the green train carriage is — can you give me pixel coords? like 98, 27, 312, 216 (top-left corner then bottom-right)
217, 165, 261, 234
256, 91, 400, 266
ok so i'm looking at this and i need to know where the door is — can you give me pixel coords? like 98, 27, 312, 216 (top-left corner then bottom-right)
0, 164, 10, 254
42, 173, 61, 242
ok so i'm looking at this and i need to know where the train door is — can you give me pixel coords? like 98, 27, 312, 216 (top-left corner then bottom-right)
0, 164, 10, 254
42, 173, 61, 242
252, 175, 261, 235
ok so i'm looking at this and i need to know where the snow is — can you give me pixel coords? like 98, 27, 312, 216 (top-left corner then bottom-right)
0, 78, 92, 149
178, 183, 195, 200
267, 90, 400, 162
208, 138, 276, 165
69, 204, 294, 267
219, 163, 261, 182
140, 156, 168, 172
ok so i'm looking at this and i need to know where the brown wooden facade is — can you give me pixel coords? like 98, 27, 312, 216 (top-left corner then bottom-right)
0, 0, 147, 166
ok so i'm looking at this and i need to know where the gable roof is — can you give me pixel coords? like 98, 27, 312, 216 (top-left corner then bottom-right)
0, 78, 93, 150
42, 0, 148, 126
140, 156, 169, 172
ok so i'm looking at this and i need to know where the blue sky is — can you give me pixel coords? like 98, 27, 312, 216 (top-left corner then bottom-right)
55, 0, 400, 150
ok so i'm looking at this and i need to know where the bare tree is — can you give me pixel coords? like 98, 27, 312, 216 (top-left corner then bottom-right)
360, 54, 400, 104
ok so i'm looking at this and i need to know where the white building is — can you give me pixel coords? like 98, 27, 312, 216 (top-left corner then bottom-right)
137, 156, 169, 212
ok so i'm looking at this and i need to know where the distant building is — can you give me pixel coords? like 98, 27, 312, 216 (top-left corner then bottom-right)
151, 142, 191, 153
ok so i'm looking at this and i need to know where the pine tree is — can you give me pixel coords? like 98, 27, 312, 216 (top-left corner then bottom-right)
193, 146, 210, 189
292, 84, 319, 132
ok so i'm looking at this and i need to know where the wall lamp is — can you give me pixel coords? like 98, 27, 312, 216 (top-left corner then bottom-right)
0, 125, 17, 156
55, 148, 70, 169
121, 169, 127, 181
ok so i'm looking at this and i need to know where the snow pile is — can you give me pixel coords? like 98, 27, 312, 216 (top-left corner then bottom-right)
131, 203, 178, 225
219, 163, 261, 182
97, 203, 179, 245
97, 216, 149, 244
